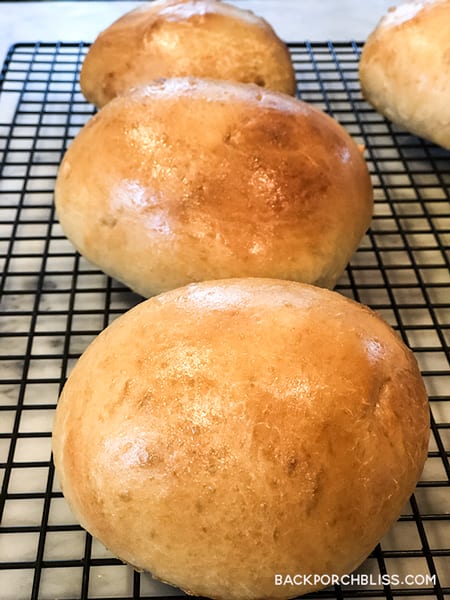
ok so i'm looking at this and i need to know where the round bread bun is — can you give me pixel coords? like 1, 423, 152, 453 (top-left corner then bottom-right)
55, 78, 373, 297
52, 278, 429, 600
80, 0, 296, 108
359, 0, 450, 149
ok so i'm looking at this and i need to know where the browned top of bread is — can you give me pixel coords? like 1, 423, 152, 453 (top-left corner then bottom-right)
52, 278, 429, 600
80, 0, 296, 107
359, 0, 450, 149
55, 78, 373, 297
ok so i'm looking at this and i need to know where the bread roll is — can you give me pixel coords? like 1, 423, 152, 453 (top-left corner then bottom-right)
55, 78, 373, 297
359, 0, 450, 149
80, 0, 296, 107
52, 278, 429, 600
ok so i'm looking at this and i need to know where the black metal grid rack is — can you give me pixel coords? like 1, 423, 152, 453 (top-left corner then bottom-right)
0, 41, 449, 600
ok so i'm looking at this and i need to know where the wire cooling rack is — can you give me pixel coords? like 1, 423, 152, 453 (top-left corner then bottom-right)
0, 41, 449, 600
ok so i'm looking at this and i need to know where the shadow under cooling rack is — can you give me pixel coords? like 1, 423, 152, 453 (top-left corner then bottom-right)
0, 41, 449, 600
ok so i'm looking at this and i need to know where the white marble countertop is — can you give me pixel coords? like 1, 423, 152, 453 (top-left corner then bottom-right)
0, 0, 397, 63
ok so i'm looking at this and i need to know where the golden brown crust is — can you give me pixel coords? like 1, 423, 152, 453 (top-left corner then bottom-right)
359, 0, 450, 149
52, 278, 430, 600
80, 0, 296, 107
55, 78, 373, 297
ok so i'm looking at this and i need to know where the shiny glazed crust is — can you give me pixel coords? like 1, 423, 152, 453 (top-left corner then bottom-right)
52, 278, 430, 600
80, 0, 296, 107
359, 0, 450, 149
55, 78, 373, 297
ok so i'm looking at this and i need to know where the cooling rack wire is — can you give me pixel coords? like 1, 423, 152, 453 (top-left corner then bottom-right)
0, 41, 449, 600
